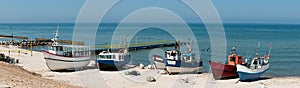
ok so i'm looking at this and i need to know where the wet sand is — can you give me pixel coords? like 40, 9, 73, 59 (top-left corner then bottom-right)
0, 45, 299, 88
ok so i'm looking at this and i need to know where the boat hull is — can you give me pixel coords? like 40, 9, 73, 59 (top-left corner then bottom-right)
96, 56, 130, 69
209, 61, 238, 79
42, 51, 91, 71
165, 60, 202, 74
152, 56, 166, 69
236, 64, 269, 81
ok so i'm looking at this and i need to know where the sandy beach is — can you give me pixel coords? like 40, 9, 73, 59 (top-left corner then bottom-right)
0, 45, 299, 88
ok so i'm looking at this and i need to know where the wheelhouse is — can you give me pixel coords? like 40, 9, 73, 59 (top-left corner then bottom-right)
98, 51, 127, 61
48, 45, 90, 57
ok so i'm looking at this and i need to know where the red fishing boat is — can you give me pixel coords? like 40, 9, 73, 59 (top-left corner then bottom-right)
209, 47, 246, 79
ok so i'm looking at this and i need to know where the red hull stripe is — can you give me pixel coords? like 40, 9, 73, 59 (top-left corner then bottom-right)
209, 61, 238, 79
41, 50, 90, 58
45, 58, 90, 62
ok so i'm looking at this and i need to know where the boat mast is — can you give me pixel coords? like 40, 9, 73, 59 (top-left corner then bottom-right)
187, 38, 193, 53
268, 43, 272, 56
256, 42, 261, 56
175, 40, 180, 51
122, 34, 129, 54
54, 24, 59, 41
51, 24, 59, 46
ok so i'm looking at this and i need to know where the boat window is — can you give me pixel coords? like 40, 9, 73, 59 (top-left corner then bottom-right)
253, 60, 258, 65
49, 46, 53, 51
107, 55, 112, 59
55, 46, 63, 51
230, 57, 235, 61
171, 53, 176, 56
119, 55, 123, 60
99, 55, 105, 58
53, 47, 56, 51
112, 55, 116, 59
185, 56, 191, 61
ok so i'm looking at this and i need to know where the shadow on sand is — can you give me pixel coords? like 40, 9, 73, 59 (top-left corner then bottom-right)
50, 65, 98, 72
239, 76, 272, 82
49, 64, 136, 72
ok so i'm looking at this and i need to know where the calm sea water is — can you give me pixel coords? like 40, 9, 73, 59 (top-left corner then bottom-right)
0, 23, 299, 77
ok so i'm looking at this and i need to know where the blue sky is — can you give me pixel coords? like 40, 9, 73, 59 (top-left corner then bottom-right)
0, 0, 299, 23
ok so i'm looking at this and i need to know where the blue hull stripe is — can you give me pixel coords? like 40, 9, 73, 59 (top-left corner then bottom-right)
237, 69, 269, 81
97, 58, 130, 67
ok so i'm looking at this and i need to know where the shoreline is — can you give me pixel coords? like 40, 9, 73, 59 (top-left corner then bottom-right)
0, 45, 300, 88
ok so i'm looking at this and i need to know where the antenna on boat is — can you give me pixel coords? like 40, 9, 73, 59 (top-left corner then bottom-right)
187, 38, 193, 53
175, 39, 180, 51
264, 43, 272, 60
54, 24, 59, 40
245, 51, 250, 63
268, 43, 272, 55
256, 42, 261, 56
120, 34, 130, 54
51, 23, 59, 45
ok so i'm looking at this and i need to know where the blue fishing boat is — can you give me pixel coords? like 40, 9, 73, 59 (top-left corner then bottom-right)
96, 49, 130, 69
164, 40, 203, 74
236, 43, 272, 81
96, 38, 131, 70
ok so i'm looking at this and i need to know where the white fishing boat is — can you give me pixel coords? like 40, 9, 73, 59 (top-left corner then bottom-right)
236, 43, 272, 81
236, 56, 270, 81
42, 26, 91, 71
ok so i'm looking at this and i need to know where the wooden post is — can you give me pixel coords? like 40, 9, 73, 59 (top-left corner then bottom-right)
30, 39, 33, 56
18, 50, 20, 56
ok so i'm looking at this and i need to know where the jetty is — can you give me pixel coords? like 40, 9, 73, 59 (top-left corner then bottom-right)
91, 40, 176, 54
0, 34, 28, 39
0, 37, 84, 47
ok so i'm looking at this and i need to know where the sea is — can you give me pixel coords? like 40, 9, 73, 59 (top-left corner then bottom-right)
0, 23, 299, 77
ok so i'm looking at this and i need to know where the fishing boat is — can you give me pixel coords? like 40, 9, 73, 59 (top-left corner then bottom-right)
236, 56, 270, 81
164, 40, 203, 74
42, 26, 91, 71
236, 43, 272, 81
96, 38, 130, 70
152, 55, 166, 69
209, 47, 246, 79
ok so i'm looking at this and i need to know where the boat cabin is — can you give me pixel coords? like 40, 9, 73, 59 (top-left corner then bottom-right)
48, 45, 90, 57
165, 50, 180, 61
182, 53, 195, 62
98, 51, 128, 61
227, 47, 244, 66
249, 56, 268, 69
227, 55, 243, 66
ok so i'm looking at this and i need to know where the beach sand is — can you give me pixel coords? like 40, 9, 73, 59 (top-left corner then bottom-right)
0, 45, 299, 88
0, 62, 80, 88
